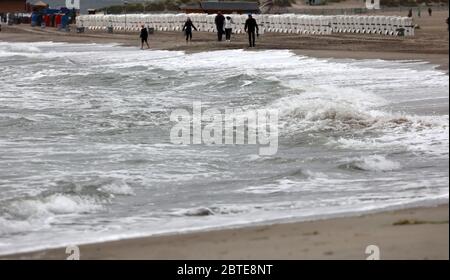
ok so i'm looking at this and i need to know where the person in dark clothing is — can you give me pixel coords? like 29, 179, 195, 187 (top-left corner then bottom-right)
407, 9, 412, 18
182, 17, 197, 42
215, 11, 225, 41
244, 14, 259, 48
428, 7, 432, 17
140, 25, 149, 49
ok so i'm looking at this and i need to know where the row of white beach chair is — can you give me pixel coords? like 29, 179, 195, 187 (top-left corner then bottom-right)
76, 13, 414, 37
331, 15, 414, 36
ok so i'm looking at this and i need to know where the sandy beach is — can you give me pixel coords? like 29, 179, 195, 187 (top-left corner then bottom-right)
3, 204, 448, 260
0, 8, 448, 260
1, 10, 448, 71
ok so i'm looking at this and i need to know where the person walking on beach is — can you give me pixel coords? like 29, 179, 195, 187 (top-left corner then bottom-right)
182, 17, 197, 43
245, 14, 259, 48
140, 25, 150, 50
215, 11, 225, 42
428, 7, 432, 17
224, 16, 234, 42
408, 9, 413, 18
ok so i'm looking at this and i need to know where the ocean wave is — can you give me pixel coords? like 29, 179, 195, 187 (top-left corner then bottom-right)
52, 178, 135, 198
0, 116, 35, 128
272, 86, 386, 132
5, 194, 105, 220
171, 205, 256, 217
0, 179, 135, 216
0, 217, 37, 235
0, 193, 106, 236
97, 181, 135, 196
268, 85, 449, 158
331, 115, 449, 156
271, 85, 446, 133
236, 179, 300, 195
0, 44, 448, 254
0, 43, 42, 54
339, 155, 402, 172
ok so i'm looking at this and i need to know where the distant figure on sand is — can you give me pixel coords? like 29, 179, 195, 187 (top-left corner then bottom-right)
428, 7, 432, 17
140, 25, 150, 50
215, 11, 225, 41
183, 17, 197, 43
224, 16, 234, 42
408, 9, 412, 18
245, 14, 259, 48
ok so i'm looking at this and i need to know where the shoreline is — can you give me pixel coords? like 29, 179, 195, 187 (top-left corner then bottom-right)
1, 9, 448, 72
2, 203, 448, 260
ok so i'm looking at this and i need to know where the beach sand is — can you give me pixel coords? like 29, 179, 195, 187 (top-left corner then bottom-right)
0, 9, 448, 260
1, 10, 448, 71
3, 204, 448, 260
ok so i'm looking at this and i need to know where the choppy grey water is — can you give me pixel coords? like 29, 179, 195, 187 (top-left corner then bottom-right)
0, 42, 448, 255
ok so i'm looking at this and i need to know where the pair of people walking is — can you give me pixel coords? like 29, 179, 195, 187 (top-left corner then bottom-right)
215, 13, 259, 47
214, 12, 237, 42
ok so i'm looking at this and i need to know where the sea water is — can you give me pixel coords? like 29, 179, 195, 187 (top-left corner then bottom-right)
0, 42, 448, 254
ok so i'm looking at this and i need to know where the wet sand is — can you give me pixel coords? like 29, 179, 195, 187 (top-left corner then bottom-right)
3, 204, 448, 260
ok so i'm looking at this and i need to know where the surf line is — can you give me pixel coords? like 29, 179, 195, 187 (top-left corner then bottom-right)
170, 101, 279, 156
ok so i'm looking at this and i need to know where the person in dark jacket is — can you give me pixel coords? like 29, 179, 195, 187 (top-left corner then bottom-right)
215, 11, 225, 41
140, 25, 149, 49
244, 14, 259, 48
182, 17, 197, 42
407, 9, 412, 18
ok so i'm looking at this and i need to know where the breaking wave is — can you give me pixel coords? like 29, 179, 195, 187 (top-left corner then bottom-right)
272, 86, 445, 134
0, 178, 135, 236
0, 43, 448, 255
339, 155, 402, 172
171, 205, 257, 217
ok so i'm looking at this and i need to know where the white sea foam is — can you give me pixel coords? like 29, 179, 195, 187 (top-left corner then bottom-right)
0, 42, 43, 54
8, 194, 105, 219
98, 181, 135, 196
0, 43, 448, 255
344, 155, 402, 172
